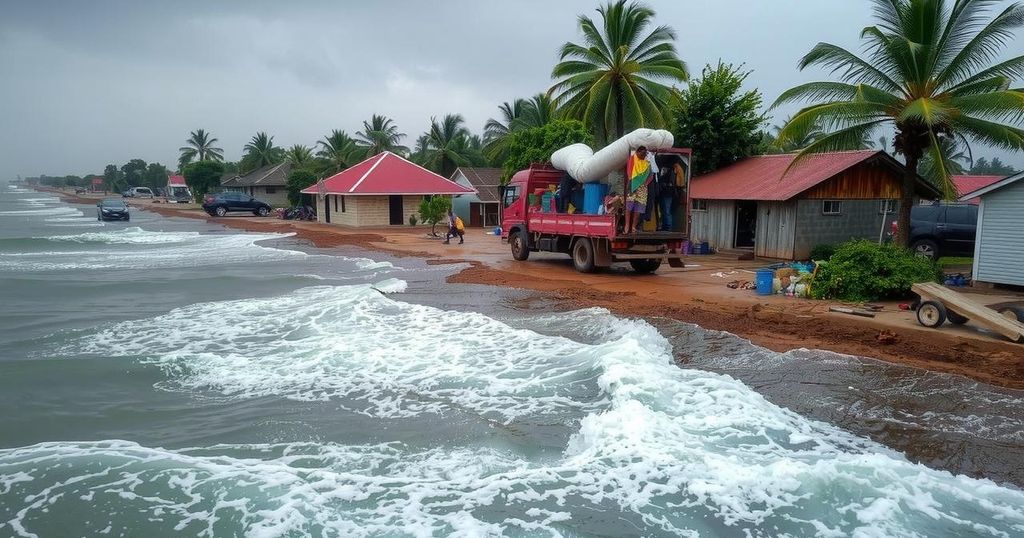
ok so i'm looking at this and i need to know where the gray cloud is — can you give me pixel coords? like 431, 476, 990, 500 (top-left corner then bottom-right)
2, 0, 1021, 179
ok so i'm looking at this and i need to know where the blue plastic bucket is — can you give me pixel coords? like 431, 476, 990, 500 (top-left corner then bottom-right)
541, 193, 553, 213
583, 182, 609, 215
755, 269, 775, 295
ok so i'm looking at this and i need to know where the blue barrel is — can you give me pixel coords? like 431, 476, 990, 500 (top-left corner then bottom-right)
541, 193, 553, 213
572, 188, 585, 213
583, 182, 609, 215
755, 269, 775, 295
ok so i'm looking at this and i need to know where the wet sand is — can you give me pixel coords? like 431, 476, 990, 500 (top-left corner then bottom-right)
55, 190, 1024, 390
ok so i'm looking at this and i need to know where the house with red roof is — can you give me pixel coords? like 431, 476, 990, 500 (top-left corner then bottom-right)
301, 151, 475, 227
952, 174, 1005, 204
689, 150, 941, 259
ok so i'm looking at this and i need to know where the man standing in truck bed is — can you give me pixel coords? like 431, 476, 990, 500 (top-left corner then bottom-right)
625, 146, 655, 234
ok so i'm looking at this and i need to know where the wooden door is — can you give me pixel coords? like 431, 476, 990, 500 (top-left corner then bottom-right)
469, 202, 482, 227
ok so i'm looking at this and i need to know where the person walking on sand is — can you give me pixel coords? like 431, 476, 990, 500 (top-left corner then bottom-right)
443, 210, 464, 244
624, 146, 654, 234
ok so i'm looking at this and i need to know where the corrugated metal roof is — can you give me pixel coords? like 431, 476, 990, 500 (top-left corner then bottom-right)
953, 174, 1004, 204
302, 152, 475, 196
167, 175, 186, 186
230, 162, 291, 187
452, 167, 502, 202
691, 151, 885, 201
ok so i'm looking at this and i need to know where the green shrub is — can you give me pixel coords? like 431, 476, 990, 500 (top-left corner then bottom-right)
810, 240, 941, 302
809, 244, 836, 261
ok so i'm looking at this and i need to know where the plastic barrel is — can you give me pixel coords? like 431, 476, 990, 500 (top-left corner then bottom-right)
755, 269, 775, 295
583, 182, 609, 215
541, 193, 552, 213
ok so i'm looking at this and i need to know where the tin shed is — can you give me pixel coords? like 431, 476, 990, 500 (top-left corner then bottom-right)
959, 172, 1024, 287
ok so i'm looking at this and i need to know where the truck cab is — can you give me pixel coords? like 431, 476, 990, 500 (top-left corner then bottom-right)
501, 147, 691, 273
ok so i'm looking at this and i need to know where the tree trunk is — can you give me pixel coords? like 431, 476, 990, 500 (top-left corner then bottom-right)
615, 84, 625, 140
896, 154, 919, 247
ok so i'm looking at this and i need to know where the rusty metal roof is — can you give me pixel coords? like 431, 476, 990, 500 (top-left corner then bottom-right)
690, 150, 910, 201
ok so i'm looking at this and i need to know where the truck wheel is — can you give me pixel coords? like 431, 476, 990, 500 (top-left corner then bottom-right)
629, 258, 662, 274
510, 230, 530, 261
572, 238, 595, 273
916, 300, 947, 328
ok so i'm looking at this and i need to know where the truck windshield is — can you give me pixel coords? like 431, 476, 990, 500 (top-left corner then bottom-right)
503, 185, 520, 207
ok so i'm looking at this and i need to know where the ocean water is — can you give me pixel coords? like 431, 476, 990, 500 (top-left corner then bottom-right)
1, 184, 1023, 537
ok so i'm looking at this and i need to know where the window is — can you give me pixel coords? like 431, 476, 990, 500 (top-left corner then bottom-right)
878, 199, 897, 214
341, 196, 346, 213
265, 186, 277, 194
822, 200, 842, 215
333, 196, 338, 212
944, 204, 976, 225
691, 199, 708, 212
502, 185, 520, 207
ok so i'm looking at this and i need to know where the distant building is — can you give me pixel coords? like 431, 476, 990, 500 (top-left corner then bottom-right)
302, 152, 474, 227
450, 167, 502, 227
959, 172, 1024, 287
689, 150, 941, 259
952, 174, 1005, 205
221, 162, 291, 207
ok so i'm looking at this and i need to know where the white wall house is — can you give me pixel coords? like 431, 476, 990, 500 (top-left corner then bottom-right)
960, 172, 1024, 287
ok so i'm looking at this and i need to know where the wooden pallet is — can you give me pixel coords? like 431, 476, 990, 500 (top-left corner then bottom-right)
912, 282, 1024, 343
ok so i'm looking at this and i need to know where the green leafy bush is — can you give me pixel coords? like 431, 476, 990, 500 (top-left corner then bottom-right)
809, 244, 836, 261
810, 240, 941, 302
502, 120, 593, 182
286, 169, 318, 206
418, 196, 451, 235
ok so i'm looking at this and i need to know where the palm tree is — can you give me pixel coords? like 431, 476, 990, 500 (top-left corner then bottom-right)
483, 94, 560, 164
772, 115, 826, 152
920, 135, 973, 185
317, 130, 365, 173
421, 114, 475, 177
773, 0, 1024, 246
285, 144, 314, 167
241, 132, 284, 172
550, 0, 688, 141
356, 114, 409, 155
178, 129, 224, 165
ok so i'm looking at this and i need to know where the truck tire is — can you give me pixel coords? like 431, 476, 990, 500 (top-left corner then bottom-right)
629, 258, 662, 274
510, 230, 530, 261
997, 306, 1024, 323
572, 238, 595, 273
916, 300, 947, 328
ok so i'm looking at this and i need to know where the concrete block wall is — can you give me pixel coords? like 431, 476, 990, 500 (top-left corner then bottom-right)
324, 195, 427, 227
792, 199, 895, 258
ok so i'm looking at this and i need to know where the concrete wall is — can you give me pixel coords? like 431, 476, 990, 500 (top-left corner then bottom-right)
974, 178, 1024, 286
322, 194, 426, 227
792, 199, 895, 258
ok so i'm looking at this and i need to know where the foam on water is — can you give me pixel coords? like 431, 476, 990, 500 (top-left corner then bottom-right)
11, 287, 1023, 536
0, 227, 308, 271
0, 206, 83, 217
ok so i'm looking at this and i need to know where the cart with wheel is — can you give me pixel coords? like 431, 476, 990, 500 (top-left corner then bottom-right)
911, 282, 1024, 343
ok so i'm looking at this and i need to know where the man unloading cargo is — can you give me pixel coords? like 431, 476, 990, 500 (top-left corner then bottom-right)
625, 146, 655, 234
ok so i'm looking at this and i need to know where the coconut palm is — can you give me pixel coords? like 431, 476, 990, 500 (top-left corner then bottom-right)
773, 0, 1024, 245
772, 116, 826, 152
317, 130, 365, 173
421, 114, 475, 177
285, 144, 314, 167
483, 93, 561, 164
550, 0, 688, 141
178, 129, 224, 165
356, 114, 409, 156
241, 132, 284, 172
920, 135, 973, 185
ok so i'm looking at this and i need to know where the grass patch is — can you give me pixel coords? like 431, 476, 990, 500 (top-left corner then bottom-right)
938, 256, 973, 268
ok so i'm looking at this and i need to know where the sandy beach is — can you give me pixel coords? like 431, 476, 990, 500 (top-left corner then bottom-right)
56, 189, 1024, 389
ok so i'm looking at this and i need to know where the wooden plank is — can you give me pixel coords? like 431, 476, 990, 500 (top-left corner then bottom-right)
912, 282, 1024, 342
829, 306, 877, 318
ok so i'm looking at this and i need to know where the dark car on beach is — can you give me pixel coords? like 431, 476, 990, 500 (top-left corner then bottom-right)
202, 192, 272, 217
96, 198, 130, 221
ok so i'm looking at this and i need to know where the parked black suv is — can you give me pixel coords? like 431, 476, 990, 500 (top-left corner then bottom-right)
202, 192, 272, 217
908, 203, 977, 259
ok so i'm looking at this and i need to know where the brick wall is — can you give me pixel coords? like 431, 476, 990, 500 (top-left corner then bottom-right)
793, 199, 896, 258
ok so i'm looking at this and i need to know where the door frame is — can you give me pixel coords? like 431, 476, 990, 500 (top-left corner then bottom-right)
388, 195, 404, 226
734, 200, 758, 248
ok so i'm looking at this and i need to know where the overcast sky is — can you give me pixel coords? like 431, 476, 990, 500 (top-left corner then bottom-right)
2, 0, 1022, 179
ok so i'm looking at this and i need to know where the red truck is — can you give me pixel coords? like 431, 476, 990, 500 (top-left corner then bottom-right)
500, 147, 692, 273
